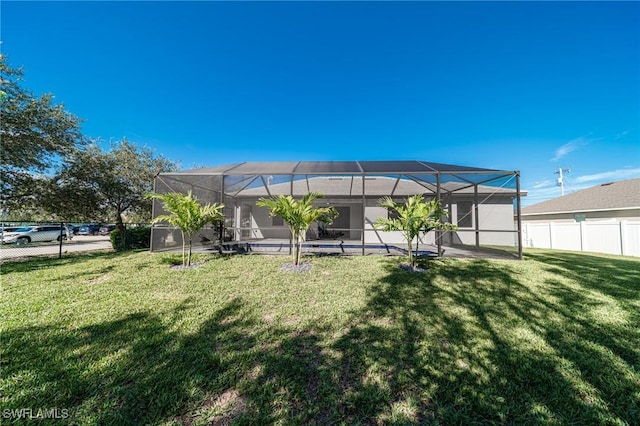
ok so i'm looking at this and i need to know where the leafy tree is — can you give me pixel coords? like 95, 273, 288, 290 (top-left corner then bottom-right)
0, 54, 84, 213
147, 191, 224, 266
52, 139, 177, 229
375, 195, 457, 267
257, 192, 338, 266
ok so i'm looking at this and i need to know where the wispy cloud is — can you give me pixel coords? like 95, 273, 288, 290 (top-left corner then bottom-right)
551, 136, 592, 162
522, 185, 564, 205
522, 178, 564, 205
614, 130, 631, 140
574, 168, 640, 184
532, 179, 554, 189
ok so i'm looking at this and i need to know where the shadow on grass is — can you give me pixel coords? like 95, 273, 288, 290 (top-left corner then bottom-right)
0, 250, 132, 273
3, 296, 340, 424
3, 253, 638, 424
525, 250, 640, 302
330, 256, 639, 423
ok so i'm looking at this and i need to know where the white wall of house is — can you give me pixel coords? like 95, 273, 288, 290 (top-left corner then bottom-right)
237, 200, 364, 241
230, 196, 518, 248
364, 206, 421, 245
244, 204, 290, 240
364, 200, 518, 248
448, 198, 518, 247
478, 201, 519, 246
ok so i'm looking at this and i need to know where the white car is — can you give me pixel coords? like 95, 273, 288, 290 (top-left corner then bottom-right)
1, 225, 70, 245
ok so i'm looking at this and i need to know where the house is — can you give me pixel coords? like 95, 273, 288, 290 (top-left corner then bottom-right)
521, 178, 640, 256
151, 161, 524, 258
522, 178, 640, 223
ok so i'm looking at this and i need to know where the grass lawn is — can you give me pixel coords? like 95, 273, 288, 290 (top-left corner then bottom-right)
2, 250, 639, 425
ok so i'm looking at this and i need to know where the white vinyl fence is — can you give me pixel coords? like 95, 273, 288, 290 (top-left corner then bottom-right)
523, 221, 640, 257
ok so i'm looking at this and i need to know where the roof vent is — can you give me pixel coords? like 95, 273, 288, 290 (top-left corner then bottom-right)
601, 182, 614, 186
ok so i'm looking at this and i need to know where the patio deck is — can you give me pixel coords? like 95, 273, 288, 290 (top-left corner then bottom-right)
185, 238, 518, 260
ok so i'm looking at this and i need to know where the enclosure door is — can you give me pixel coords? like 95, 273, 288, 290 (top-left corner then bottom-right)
241, 204, 252, 239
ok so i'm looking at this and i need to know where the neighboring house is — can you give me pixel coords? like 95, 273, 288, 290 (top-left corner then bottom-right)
521, 178, 640, 256
522, 178, 640, 223
151, 160, 525, 257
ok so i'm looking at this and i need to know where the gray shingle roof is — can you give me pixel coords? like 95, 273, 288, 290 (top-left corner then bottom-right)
522, 178, 640, 215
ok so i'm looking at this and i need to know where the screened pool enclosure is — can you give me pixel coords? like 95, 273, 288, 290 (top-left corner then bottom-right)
151, 161, 524, 259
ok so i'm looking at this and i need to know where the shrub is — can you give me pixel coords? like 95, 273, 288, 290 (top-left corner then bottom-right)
110, 226, 151, 251
146, 191, 224, 266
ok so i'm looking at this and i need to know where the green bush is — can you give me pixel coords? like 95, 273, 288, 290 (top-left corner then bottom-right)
110, 226, 151, 251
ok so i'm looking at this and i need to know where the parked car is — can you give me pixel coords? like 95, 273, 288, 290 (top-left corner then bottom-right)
1, 226, 21, 234
78, 224, 102, 235
99, 225, 116, 236
1, 225, 70, 244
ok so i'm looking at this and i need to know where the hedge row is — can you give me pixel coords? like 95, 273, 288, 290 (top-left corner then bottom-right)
109, 227, 151, 251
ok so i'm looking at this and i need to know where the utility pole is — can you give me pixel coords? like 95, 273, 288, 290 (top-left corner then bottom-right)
554, 167, 571, 196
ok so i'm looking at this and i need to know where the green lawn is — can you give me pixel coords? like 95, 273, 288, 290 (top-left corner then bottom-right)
2, 250, 639, 425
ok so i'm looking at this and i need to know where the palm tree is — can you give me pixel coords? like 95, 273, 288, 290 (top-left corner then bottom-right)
257, 192, 338, 266
375, 195, 456, 267
147, 191, 224, 266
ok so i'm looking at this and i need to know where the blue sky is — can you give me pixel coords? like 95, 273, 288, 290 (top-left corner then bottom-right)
3, 1, 639, 205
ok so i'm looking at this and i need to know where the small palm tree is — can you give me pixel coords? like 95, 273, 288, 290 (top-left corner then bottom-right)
257, 192, 338, 266
375, 195, 456, 267
147, 191, 224, 266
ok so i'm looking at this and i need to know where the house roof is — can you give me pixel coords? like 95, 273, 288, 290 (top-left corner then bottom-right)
166, 160, 515, 175
521, 178, 640, 216
158, 161, 524, 199
232, 175, 520, 198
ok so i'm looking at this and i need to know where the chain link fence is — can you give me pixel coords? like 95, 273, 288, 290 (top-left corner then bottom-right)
0, 221, 151, 262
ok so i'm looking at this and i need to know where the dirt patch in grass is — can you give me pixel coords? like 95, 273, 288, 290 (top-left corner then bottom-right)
179, 389, 247, 426
263, 312, 275, 323
170, 261, 205, 270
399, 262, 426, 273
86, 274, 111, 285
283, 315, 301, 326
279, 262, 312, 273
209, 389, 247, 426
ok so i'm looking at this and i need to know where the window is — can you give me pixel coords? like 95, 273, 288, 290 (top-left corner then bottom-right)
332, 206, 350, 229
457, 201, 473, 228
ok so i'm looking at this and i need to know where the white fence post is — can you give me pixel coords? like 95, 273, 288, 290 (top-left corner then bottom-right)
579, 221, 585, 252
548, 222, 553, 249
620, 221, 626, 256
